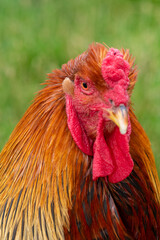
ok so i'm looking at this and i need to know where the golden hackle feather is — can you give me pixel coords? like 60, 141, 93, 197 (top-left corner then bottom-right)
0, 43, 159, 239
0, 66, 86, 239
129, 109, 160, 203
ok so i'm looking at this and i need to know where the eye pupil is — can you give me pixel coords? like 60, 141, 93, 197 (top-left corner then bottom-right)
82, 82, 88, 89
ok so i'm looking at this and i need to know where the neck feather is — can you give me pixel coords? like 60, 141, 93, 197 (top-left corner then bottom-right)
0, 76, 90, 239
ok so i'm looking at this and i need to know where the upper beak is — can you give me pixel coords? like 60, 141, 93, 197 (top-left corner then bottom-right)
104, 104, 128, 135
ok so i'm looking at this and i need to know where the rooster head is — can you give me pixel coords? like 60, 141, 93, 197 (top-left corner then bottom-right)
62, 44, 136, 183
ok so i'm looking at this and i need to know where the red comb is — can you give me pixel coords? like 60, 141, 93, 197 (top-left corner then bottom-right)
101, 48, 130, 89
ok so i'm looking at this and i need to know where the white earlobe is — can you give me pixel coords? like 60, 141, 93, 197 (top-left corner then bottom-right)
62, 77, 74, 96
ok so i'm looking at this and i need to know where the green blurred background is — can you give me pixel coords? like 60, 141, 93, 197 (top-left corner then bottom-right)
0, 0, 160, 176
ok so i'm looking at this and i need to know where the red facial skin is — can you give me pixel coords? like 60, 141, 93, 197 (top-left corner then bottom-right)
66, 48, 133, 183
72, 75, 114, 138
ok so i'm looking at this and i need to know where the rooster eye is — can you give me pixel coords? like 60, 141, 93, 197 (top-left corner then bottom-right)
81, 82, 88, 90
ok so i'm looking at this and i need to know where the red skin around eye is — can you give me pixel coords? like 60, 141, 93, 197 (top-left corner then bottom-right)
75, 75, 95, 96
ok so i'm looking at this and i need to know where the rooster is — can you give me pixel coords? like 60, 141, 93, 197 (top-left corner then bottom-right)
0, 43, 160, 240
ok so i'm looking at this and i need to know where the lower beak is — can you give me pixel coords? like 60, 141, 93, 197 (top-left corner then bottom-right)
104, 104, 128, 134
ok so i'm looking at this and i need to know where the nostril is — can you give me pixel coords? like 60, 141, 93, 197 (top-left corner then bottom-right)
109, 99, 113, 104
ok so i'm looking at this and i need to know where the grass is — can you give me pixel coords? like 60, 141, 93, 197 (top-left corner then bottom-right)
0, 0, 160, 176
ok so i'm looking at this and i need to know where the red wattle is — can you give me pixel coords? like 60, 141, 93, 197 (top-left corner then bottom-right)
92, 115, 114, 180
107, 126, 134, 183
92, 115, 133, 183
66, 95, 133, 183
66, 95, 93, 156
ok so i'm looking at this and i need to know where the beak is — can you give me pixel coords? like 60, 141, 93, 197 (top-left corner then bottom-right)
104, 104, 128, 135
